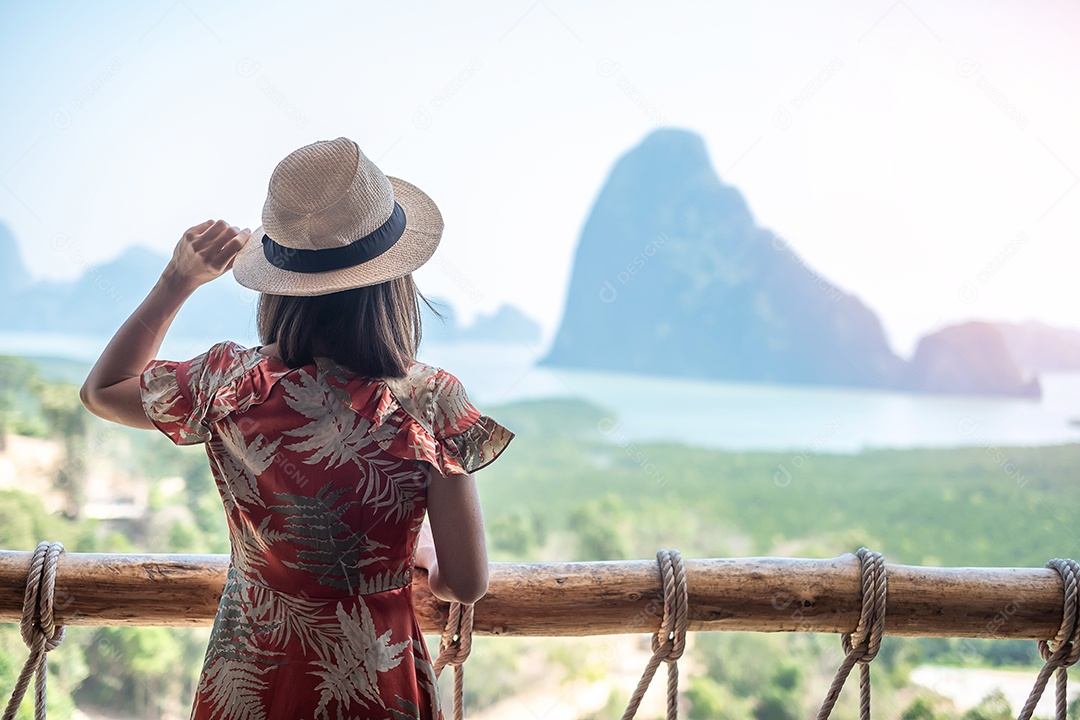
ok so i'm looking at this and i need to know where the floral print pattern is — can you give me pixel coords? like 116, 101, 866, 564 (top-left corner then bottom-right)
140, 342, 513, 719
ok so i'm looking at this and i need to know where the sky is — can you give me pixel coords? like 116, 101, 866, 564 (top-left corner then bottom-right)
1, 0, 1078, 356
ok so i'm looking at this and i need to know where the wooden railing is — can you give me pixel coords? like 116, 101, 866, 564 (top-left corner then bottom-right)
0, 550, 1066, 639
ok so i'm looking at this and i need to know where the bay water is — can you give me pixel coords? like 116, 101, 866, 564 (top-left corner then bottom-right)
4, 331, 1078, 453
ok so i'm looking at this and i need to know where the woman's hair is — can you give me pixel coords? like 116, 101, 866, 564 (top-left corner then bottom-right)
257, 275, 425, 378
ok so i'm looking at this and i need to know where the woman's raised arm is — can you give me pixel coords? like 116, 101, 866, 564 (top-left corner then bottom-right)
80, 220, 250, 427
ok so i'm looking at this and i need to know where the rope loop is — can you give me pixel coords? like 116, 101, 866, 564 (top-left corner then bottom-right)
622, 548, 689, 720
433, 602, 474, 720
1017, 557, 1080, 720
816, 547, 888, 720
3, 540, 66, 720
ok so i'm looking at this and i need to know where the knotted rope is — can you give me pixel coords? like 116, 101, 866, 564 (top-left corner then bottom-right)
817, 547, 887, 720
622, 548, 688, 720
433, 601, 474, 720
1017, 558, 1080, 720
3, 541, 66, 720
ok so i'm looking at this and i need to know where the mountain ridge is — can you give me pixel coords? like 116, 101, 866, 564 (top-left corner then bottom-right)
0, 227, 540, 349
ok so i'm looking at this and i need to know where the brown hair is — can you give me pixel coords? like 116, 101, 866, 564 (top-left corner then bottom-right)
257, 275, 426, 378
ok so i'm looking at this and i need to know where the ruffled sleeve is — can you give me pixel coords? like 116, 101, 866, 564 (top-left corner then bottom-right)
368, 365, 514, 475
139, 341, 257, 445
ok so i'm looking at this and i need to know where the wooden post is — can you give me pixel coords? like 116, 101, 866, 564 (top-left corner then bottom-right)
0, 551, 1064, 640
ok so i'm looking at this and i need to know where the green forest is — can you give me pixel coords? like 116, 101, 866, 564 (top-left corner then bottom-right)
0, 355, 1078, 719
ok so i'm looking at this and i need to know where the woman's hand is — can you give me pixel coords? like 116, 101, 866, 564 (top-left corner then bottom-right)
161, 220, 251, 293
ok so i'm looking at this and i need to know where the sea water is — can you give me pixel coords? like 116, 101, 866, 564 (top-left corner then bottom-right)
3, 332, 1078, 453
422, 342, 1080, 453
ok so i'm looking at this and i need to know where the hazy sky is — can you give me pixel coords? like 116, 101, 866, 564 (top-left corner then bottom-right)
1, 0, 1078, 355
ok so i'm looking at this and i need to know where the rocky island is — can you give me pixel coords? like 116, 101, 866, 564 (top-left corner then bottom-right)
542, 129, 1052, 399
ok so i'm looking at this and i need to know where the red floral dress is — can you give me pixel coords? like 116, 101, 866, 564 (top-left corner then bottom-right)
139, 341, 513, 720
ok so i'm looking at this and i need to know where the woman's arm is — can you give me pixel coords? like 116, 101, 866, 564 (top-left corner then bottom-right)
414, 467, 489, 605
80, 220, 251, 427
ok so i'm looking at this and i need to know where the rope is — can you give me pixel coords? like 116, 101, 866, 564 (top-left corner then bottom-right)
1017, 558, 1080, 720
816, 548, 888, 720
3, 541, 66, 720
622, 548, 688, 720
433, 601, 474, 720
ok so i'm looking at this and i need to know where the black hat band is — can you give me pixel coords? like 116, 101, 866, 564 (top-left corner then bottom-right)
262, 202, 406, 274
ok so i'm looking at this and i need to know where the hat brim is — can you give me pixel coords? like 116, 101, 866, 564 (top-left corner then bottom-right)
232, 177, 443, 296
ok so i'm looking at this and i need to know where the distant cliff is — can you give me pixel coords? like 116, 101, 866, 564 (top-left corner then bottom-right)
0, 222, 538, 348
542, 128, 904, 389
908, 322, 1040, 398
541, 129, 1052, 398
0, 236, 259, 340
422, 301, 541, 345
0, 223, 29, 299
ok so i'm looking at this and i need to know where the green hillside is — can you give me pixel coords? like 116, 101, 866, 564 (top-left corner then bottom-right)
480, 396, 1078, 569
1, 358, 1077, 719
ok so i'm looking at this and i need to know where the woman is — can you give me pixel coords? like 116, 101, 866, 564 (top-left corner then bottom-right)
80, 137, 513, 719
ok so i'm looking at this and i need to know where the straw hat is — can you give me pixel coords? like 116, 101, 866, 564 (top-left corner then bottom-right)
232, 137, 443, 296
